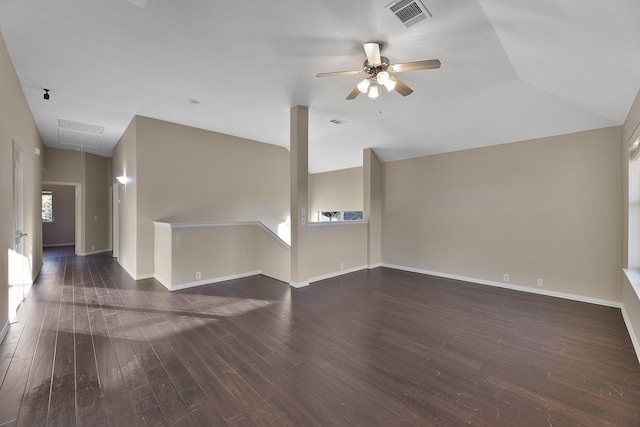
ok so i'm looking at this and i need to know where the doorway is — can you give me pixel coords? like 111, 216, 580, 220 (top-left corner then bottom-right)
42, 181, 82, 255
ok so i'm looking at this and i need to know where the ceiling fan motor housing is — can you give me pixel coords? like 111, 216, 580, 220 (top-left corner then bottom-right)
363, 56, 390, 76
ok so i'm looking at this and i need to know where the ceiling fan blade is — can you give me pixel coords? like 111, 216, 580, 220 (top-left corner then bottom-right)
363, 42, 381, 66
316, 70, 363, 78
391, 59, 441, 73
390, 76, 413, 96
346, 86, 360, 100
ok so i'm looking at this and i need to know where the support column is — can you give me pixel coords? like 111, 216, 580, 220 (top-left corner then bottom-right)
290, 106, 309, 287
364, 148, 382, 268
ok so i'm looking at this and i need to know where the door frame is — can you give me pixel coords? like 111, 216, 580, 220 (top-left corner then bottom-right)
10, 140, 25, 322
112, 182, 119, 258
42, 181, 82, 255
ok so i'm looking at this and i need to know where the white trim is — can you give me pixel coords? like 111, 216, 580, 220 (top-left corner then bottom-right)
0, 321, 9, 343
289, 281, 310, 288
309, 265, 369, 284
155, 274, 171, 290
117, 259, 135, 279
307, 220, 368, 228
152, 220, 291, 249
43, 181, 81, 255
153, 221, 172, 229
116, 259, 154, 281
622, 269, 640, 364
43, 243, 75, 247
623, 269, 640, 300
169, 270, 261, 291
368, 263, 382, 269
382, 263, 622, 308
112, 184, 119, 259
77, 249, 110, 256
621, 305, 640, 365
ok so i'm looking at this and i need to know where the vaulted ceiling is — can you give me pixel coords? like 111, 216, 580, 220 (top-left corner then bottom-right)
1, 0, 639, 172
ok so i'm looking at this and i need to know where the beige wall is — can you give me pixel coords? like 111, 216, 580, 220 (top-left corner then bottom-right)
42, 184, 75, 246
0, 31, 44, 330
84, 152, 109, 253
304, 223, 369, 281
113, 118, 138, 277
625, 89, 640, 269
113, 116, 290, 278
43, 148, 83, 182
153, 222, 290, 289
364, 148, 382, 267
623, 88, 640, 356
153, 222, 173, 287
309, 166, 363, 221
383, 127, 623, 303
43, 147, 110, 255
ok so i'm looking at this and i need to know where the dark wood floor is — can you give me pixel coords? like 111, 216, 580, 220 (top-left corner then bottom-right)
1, 248, 639, 426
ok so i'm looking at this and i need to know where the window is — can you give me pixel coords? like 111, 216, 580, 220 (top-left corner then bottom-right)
42, 191, 53, 222
319, 211, 341, 222
343, 211, 364, 221
317, 211, 364, 222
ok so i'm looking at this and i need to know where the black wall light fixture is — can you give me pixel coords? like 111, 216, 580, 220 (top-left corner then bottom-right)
43, 89, 50, 100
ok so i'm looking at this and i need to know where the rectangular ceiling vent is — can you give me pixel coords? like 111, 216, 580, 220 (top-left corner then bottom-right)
329, 119, 346, 125
58, 129, 101, 148
126, 0, 148, 9
58, 119, 104, 135
388, 0, 432, 28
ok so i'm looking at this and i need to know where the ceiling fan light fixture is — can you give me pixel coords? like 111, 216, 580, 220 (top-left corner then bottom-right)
377, 71, 390, 85
357, 78, 371, 93
384, 79, 397, 92
368, 83, 379, 99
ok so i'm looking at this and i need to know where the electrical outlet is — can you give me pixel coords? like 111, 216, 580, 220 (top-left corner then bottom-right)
195, 272, 201, 280
340, 262, 344, 269
503, 273, 509, 282
537, 279, 544, 287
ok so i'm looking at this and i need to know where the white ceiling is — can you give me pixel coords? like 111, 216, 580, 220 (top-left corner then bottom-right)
1, 0, 639, 173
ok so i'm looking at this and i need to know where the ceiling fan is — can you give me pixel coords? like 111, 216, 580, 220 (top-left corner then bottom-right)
316, 42, 441, 100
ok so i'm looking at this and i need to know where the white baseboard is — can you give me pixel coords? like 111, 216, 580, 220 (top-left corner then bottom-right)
369, 263, 382, 269
78, 249, 111, 256
621, 305, 640, 365
290, 281, 310, 288
155, 274, 171, 291
382, 263, 622, 308
0, 320, 9, 344
169, 270, 262, 291
117, 260, 136, 280
43, 243, 75, 247
309, 265, 369, 284
136, 273, 155, 280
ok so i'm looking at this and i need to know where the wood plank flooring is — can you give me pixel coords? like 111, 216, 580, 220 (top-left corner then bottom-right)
1, 248, 639, 426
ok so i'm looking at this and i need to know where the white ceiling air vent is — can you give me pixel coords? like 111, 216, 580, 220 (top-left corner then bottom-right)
388, 0, 432, 28
58, 119, 104, 134
127, 0, 148, 9
329, 119, 346, 125
58, 119, 105, 149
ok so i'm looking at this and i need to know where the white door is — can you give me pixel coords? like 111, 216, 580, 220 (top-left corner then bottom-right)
9, 141, 27, 322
